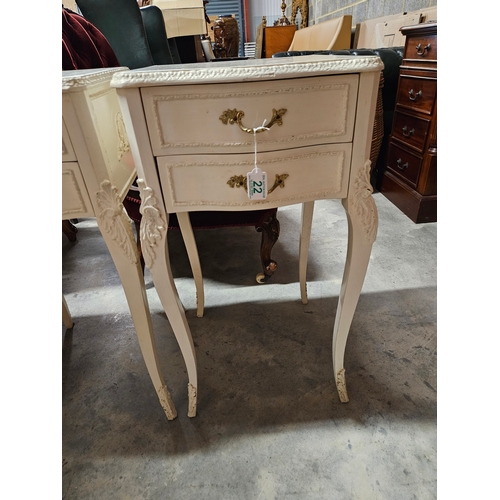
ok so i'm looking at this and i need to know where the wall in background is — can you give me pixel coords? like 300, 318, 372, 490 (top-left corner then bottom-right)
248, 0, 437, 42
306, 0, 437, 26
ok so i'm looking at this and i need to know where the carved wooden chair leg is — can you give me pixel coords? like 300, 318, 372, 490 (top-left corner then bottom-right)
255, 211, 280, 283
62, 219, 78, 242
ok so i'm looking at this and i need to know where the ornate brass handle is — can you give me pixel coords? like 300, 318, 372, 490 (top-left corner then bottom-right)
227, 173, 289, 194
408, 89, 422, 101
416, 43, 431, 56
402, 126, 415, 138
396, 158, 409, 170
219, 108, 287, 134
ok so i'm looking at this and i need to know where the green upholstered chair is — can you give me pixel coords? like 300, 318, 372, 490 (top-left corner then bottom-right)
76, 0, 177, 68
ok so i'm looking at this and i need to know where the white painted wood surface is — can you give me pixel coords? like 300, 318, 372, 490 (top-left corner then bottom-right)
62, 68, 177, 421
112, 55, 382, 415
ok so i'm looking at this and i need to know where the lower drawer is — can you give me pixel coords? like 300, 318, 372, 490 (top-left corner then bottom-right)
157, 143, 351, 212
391, 110, 430, 153
385, 141, 423, 188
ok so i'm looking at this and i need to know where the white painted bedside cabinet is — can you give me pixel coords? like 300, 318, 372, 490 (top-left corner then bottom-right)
62, 67, 177, 420
111, 55, 383, 418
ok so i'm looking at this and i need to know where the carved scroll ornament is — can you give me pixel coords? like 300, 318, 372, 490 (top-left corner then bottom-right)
137, 179, 166, 270
348, 160, 378, 244
95, 180, 138, 264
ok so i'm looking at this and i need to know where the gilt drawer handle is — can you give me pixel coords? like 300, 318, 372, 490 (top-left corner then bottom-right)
416, 43, 431, 56
402, 126, 415, 138
408, 89, 422, 101
220, 108, 287, 134
396, 158, 409, 170
268, 173, 289, 194
227, 173, 289, 193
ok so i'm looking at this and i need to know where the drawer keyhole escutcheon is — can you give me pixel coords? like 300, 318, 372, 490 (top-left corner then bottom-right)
219, 108, 288, 134
227, 173, 289, 194
402, 126, 415, 138
408, 89, 422, 101
396, 158, 409, 170
415, 43, 431, 56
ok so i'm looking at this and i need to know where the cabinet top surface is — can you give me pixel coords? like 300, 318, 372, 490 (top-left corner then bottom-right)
110, 55, 383, 88
62, 67, 128, 92
400, 22, 437, 36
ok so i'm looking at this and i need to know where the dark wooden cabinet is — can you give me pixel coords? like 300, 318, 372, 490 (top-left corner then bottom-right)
262, 25, 297, 58
380, 23, 437, 223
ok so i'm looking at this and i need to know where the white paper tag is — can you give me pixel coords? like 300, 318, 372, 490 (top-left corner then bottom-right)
247, 167, 267, 200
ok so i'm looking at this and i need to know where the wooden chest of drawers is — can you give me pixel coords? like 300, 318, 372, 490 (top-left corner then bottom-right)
380, 23, 437, 223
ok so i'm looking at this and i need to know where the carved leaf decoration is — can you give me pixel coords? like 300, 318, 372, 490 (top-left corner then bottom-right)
227, 175, 248, 192
96, 180, 138, 264
137, 179, 166, 270
116, 112, 130, 160
349, 160, 378, 244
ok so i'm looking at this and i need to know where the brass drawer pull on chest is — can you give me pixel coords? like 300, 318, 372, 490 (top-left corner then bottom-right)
416, 43, 431, 56
220, 108, 288, 134
402, 126, 415, 138
396, 158, 409, 170
408, 89, 422, 101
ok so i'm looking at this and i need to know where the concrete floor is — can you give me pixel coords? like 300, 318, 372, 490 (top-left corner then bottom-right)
62, 193, 437, 499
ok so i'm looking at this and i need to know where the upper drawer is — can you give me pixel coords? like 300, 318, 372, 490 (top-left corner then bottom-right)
396, 74, 436, 115
141, 74, 359, 156
157, 143, 351, 212
405, 33, 437, 63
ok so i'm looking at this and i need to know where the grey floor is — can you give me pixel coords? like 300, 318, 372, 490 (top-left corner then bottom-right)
62, 193, 437, 499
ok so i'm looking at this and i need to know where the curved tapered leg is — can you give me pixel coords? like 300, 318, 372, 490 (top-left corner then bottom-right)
333, 163, 378, 403
94, 181, 177, 420
299, 201, 314, 304
137, 181, 198, 417
177, 212, 205, 318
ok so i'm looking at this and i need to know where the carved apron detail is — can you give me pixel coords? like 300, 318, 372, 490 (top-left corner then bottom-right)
116, 112, 130, 160
348, 160, 378, 244
137, 179, 166, 269
95, 180, 138, 264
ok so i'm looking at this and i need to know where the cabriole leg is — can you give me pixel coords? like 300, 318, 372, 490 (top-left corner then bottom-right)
177, 212, 205, 318
333, 163, 378, 403
94, 183, 178, 420
137, 181, 198, 418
